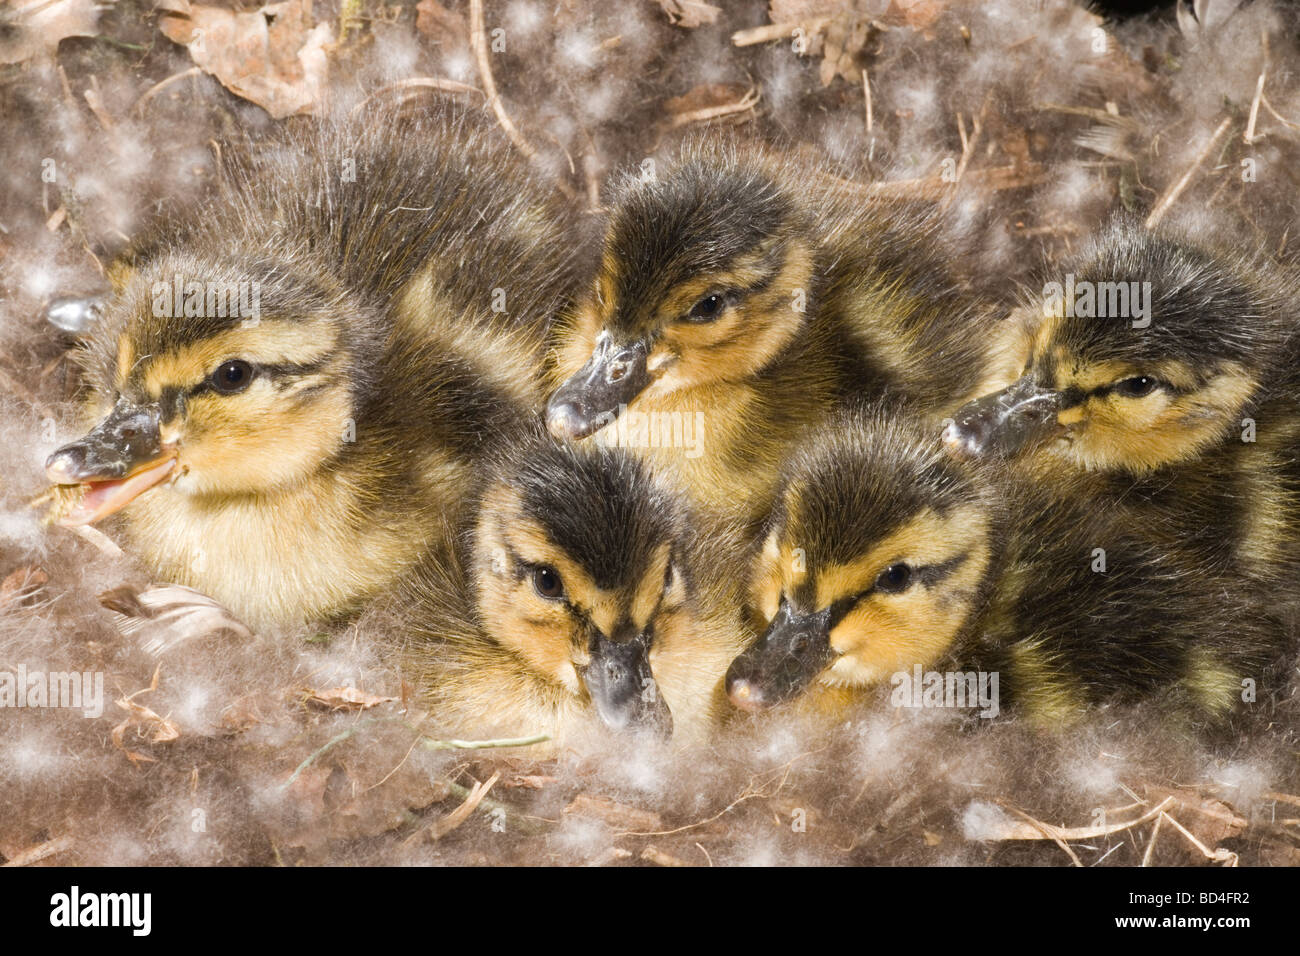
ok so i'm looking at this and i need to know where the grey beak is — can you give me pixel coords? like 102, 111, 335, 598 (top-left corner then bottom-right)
942, 375, 1063, 459
546, 334, 650, 440
583, 626, 673, 738
45, 398, 165, 484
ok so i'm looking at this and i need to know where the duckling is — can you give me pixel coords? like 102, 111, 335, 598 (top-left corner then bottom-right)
726, 404, 1287, 729
544, 138, 1017, 530
943, 217, 1300, 605
395, 432, 746, 747
40, 102, 575, 631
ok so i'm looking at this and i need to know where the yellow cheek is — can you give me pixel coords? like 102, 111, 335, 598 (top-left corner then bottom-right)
478, 582, 585, 694
179, 385, 351, 493
826, 594, 964, 687
549, 303, 606, 385
1057, 405, 1086, 427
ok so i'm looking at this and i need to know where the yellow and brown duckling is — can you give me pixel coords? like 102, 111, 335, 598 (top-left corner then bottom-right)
726, 404, 1287, 730
943, 217, 1300, 605
544, 138, 1016, 530
396, 432, 746, 748
41, 103, 575, 631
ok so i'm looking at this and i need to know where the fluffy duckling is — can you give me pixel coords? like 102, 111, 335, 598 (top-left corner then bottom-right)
396, 433, 746, 747
41, 103, 574, 631
726, 405, 1287, 729
544, 139, 1016, 529
943, 217, 1300, 602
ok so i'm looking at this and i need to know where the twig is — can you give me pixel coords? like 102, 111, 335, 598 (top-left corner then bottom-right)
279, 726, 360, 792
1141, 811, 1164, 866
349, 76, 482, 118
669, 86, 760, 128
1, 835, 74, 867
1245, 29, 1269, 145
861, 68, 872, 135
1263, 790, 1300, 809
983, 796, 1175, 842
421, 771, 501, 842
1245, 71, 1265, 144
1260, 94, 1300, 131
1145, 117, 1232, 229
641, 845, 690, 867
133, 67, 202, 117
469, 0, 534, 162
998, 802, 1083, 867
732, 17, 830, 47
422, 733, 550, 750
1159, 811, 1238, 866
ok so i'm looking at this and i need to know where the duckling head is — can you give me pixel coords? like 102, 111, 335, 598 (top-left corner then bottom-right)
944, 219, 1287, 473
45, 251, 377, 523
727, 411, 996, 711
546, 150, 815, 440
470, 438, 685, 736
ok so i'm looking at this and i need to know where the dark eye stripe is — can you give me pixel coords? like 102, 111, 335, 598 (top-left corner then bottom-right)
825, 551, 971, 628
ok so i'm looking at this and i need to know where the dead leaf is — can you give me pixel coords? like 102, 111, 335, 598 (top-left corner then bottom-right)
564, 794, 663, 832
657, 0, 720, 29
0, 0, 111, 65
503, 774, 557, 790
641, 844, 690, 866
663, 83, 751, 117
415, 0, 466, 46
298, 686, 398, 712
887, 0, 942, 32
1144, 785, 1247, 846
157, 0, 332, 118
0, 566, 47, 609
111, 666, 181, 765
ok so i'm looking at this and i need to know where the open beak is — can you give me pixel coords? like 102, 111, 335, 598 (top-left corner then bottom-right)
726, 599, 834, 712
546, 333, 650, 440
44, 398, 177, 526
942, 374, 1063, 460
582, 626, 673, 738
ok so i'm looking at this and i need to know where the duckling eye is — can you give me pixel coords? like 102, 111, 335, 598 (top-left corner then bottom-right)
532, 565, 565, 600
875, 563, 913, 593
687, 292, 727, 322
211, 360, 255, 395
1114, 375, 1158, 398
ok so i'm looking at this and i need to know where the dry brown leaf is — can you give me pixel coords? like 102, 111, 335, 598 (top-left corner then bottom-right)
663, 83, 751, 118
298, 686, 398, 711
658, 0, 720, 29
1144, 785, 1247, 846
110, 666, 180, 766
564, 793, 664, 832
415, 0, 466, 46
502, 774, 557, 790
218, 692, 268, 735
887, 0, 942, 32
0, 0, 109, 65
0, 566, 47, 609
641, 844, 690, 866
157, 0, 332, 118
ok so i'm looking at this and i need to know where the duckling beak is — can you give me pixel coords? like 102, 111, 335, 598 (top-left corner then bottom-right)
546, 333, 650, 440
726, 600, 834, 712
582, 626, 673, 738
44, 399, 177, 526
943, 375, 1063, 459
